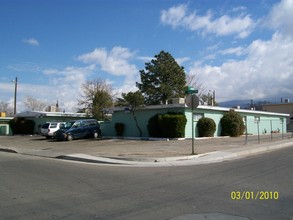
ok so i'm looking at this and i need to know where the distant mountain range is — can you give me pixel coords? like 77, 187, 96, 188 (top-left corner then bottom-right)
218, 97, 292, 109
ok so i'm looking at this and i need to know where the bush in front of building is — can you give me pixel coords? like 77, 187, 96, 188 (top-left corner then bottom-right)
147, 114, 163, 137
9, 117, 35, 135
159, 113, 187, 138
197, 117, 216, 137
115, 123, 125, 137
148, 113, 187, 138
220, 110, 245, 137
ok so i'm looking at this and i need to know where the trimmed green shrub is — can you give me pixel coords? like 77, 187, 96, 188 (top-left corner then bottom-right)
230, 122, 240, 137
9, 118, 35, 135
147, 114, 162, 137
148, 113, 187, 138
158, 114, 187, 138
115, 123, 125, 136
220, 110, 245, 137
197, 117, 216, 137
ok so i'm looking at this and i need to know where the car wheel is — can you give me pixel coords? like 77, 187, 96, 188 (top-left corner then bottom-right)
67, 134, 73, 141
93, 132, 99, 139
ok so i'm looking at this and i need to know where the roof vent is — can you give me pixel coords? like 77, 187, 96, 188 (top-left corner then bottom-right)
172, 98, 185, 104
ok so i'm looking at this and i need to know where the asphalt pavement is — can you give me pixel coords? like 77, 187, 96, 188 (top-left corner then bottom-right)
0, 133, 292, 166
1, 146, 292, 220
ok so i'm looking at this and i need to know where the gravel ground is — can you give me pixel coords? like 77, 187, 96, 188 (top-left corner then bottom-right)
0, 133, 292, 158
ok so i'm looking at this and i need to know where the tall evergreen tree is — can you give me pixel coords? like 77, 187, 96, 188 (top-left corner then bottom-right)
137, 51, 186, 105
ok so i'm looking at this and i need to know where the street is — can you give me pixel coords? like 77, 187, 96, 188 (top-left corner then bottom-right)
0, 147, 292, 220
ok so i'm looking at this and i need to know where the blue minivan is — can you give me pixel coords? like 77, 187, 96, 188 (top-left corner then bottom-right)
55, 119, 101, 141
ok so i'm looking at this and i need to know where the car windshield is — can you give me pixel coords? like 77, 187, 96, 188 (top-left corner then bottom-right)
60, 122, 75, 129
50, 123, 57, 128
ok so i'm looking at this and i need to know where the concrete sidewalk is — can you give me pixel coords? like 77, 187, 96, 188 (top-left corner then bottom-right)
0, 133, 292, 167
59, 139, 293, 167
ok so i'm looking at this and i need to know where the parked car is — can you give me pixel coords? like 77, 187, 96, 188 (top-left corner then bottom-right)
55, 119, 101, 141
41, 122, 65, 139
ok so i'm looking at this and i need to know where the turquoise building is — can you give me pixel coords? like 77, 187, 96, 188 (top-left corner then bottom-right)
0, 116, 13, 135
16, 111, 90, 134
101, 104, 289, 138
10, 105, 288, 138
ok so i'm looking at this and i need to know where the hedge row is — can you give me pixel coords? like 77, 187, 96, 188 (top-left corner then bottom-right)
147, 113, 187, 138
147, 110, 245, 138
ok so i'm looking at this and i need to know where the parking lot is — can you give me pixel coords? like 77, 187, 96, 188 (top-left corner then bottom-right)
0, 133, 292, 159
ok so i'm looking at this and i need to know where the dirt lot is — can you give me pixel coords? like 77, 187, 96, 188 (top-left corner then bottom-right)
0, 133, 292, 158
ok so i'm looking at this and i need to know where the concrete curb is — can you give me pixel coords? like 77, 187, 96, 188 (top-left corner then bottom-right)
1, 138, 292, 167
55, 154, 130, 165
102, 136, 170, 141
55, 140, 293, 167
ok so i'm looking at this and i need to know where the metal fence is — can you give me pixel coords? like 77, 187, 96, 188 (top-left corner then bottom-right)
243, 117, 292, 144
243, 132, 293, 145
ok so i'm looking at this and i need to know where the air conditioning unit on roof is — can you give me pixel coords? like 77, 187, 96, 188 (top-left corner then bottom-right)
172, 98, 185, 104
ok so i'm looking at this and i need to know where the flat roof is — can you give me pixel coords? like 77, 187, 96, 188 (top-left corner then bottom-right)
197, 105, 289, 117
262, 102, 293, 107
16, 111, 89, 118
0, 117, 14, 121
113, 104, 289, 117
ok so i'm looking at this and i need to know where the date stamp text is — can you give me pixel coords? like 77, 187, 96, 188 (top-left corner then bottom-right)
231, 191, 279, 200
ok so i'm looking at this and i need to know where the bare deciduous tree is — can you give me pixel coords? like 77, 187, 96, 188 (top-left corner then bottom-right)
0, 101, 14, 116
186, 73, 217, 105
186, 73, 206, 98
78, 78, 114, 119
24, 96, 47, 111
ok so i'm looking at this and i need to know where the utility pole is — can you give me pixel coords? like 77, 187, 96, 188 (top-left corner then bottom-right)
12, 77, 18, 115
209, 90, 216, 106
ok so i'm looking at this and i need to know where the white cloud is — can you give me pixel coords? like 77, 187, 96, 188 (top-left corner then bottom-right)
266, 0, 293, 36
0, 65, 95, 112
22, 38, 40, 46
176, 57, 190, 65
5, 46, 140, 112
77, 46, 138, 77
160, 4, 255, 38
190, 32, 293, 101
0, 82, 16, 94
138, 56, 153, 63
113, 83, 138, 98
41, 65, 95, 111
8, 62, 43, 73
186, 0, 293, 102
220, 47, 245, 56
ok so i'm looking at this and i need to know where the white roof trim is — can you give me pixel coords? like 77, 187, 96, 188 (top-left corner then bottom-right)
0, 117, 14, 120
113, 104, 289, 117
113, 104, 186, 111
16, 111, 89, 118
196, 105, 289, 117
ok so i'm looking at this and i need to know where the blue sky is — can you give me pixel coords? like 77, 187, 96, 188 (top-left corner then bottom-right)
1, 0, 293, 112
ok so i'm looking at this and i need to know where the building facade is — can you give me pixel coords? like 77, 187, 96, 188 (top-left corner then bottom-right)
16, 111, 90, 134
262, 102, 293, 131
101, 104, 289, 138
0, 116, 13, 135
9, 105, 289, 138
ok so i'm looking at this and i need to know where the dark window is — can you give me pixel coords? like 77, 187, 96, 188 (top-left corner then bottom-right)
42, 123, 49, 129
